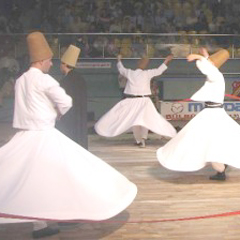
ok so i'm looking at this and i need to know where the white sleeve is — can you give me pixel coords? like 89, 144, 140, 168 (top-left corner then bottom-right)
196, 58, 222, 82
117, 61, 129, 78
44, 75, 72, 115
146, 63, 168, 79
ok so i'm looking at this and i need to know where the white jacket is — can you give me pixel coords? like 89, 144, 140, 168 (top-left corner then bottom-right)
191, 58, 225, 104
117, 61, 167, 95
13, 67, 72, 130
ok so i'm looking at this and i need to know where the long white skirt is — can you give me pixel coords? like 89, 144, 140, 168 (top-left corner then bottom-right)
95, 97, 176, 138
157, 107, 240, 171
0, 128, 137, 222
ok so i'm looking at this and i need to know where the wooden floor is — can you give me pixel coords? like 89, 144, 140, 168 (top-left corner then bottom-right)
1, 123, 240, 240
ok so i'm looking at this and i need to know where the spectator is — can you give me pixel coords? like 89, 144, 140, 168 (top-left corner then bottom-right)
92, 35, 108, 57
143, 10, 155, 33
109, 18, 122, 33
68, 15, 87, 33
120, 37, 132, 58
0, 13, 10, 33
105, 36, 120, 57
97, 7, 112, 32
132, 34, 146, 58
41, 14, 54, 33
122, 16, 133, 33
0, 53, 20, 106
76, 36, 90, 58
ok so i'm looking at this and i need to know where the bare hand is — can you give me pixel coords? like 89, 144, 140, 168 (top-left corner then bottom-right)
199, 47, 209, 58
117, 54, 122, 61
187, 54, 203, 62
164, 54, 174, 65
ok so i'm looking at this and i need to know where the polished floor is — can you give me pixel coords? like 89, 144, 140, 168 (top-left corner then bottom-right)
0, 123, 240, 240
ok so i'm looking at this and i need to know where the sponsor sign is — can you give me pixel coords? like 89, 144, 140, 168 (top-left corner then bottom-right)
160, 101, 240, 120
76, 62, 111, 69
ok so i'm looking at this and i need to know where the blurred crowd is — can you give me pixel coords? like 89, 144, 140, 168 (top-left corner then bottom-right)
0, 0, 239, 34
1, 0, 240, 106
0, 0, 240, 77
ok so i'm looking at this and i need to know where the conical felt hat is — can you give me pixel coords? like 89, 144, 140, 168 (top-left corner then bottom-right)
27, 32, 53, 63
61, 45, 81, 67
208, 49, 229, 68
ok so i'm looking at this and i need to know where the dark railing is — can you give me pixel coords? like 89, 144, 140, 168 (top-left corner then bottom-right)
1, 33, 240, 60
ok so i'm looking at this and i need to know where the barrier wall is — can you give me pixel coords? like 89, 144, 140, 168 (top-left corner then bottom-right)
160, 101, 240, 121
1, 59, 240, 122
51, 59, 240, 120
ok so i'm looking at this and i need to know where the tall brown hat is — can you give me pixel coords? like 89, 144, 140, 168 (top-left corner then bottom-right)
27, 32, 53, 63
61, 45, 81, 67
208, 49, 229, 68
137, 56, 149, 70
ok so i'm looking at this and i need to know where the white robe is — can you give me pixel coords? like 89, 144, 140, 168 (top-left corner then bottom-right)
0, 67, 137, 222
157, 58, 240, 171
95, 61, 177, 138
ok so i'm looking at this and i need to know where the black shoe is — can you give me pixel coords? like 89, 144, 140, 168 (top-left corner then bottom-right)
209, 172, 226, 181
32, 227, 60, 239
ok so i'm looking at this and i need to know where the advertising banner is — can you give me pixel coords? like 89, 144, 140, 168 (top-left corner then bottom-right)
160, 101, 240, 120
76, 62, 111, 69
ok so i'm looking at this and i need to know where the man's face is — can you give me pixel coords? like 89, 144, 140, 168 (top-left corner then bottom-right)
41, 58, 53, 73
60, 62, 68, 75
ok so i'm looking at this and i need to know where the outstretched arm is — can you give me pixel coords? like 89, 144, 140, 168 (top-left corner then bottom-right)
147, 54, 172, 78
187, 54, 205, 62
163, 54, 174, 66
199, 47, 209, 59
187, 47, 209, 62
117, 54, 129, 77
117, 54, 122, 62
187, 49, 220, 80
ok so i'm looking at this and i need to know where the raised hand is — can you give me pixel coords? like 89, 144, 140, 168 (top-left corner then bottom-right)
164, 54, 174, 65
187, 54, 203, 62
199, 47, 209, 59
117, 54, 122, 61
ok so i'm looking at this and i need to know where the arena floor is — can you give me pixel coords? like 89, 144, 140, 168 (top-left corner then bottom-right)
1, 123, 240, 240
